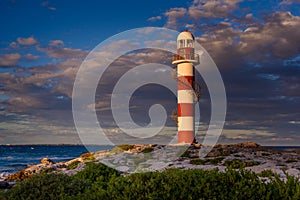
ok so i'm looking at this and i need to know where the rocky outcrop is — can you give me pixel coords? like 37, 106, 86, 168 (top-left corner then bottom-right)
214, 142, 262, 149
5, 159, 66, 182
3, 142, 300, 183
41, 158, 55, 165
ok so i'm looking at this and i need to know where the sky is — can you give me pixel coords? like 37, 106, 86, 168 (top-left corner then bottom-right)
0, 0, 299, 145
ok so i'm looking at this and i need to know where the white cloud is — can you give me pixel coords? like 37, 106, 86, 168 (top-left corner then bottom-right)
221, 129, 275, 140
49, 40, 64, 47
280, 0, 300, 5
9, 42, 18, 48
37, 45, 88, 59
148, 16, 162, 22
164, 7, 187, 29
0, 53, 21, 67
26, 53, 40, 61
48, 7, 56, 11
17, 36, 38, 45
41, 1, 57, 11
188, 0, 242, 19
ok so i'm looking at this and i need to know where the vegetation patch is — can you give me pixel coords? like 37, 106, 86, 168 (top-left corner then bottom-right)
117, 144, 135, 151
5, 170, 32, 182
73, 162, 121, 183
286, 159, 298, 163
179, 149, 190, 158
224, 159, 260, 169
141, 147, 153, 153
66, 160, 81, 170
257, 170, 277, 178
208, 157, 224, 165
190, 157, 224, 165
2, 173, 89, 200
2, 166, 300, 200
190, 158, 206, 165
40, 167, 53, 174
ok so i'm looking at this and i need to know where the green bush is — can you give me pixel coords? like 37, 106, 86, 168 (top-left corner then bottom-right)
73, 162, 121, 183
2, 164, 300, 200
2, 173, 89, 200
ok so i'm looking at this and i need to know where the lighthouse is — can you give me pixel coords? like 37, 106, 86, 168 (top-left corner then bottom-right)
172, 30, 199, 144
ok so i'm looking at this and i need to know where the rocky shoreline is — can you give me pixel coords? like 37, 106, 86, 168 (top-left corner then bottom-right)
1, 142, 299, 189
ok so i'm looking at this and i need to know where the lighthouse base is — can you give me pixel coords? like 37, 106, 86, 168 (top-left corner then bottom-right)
178, 131, 195, 144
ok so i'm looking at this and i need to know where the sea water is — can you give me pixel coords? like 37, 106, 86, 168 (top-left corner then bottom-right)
0, 145, 112, 174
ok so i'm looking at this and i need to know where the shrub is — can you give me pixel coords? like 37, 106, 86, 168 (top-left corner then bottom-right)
2, 173, 89, 200
73, 162, 121, 183
2, 164, 300, 199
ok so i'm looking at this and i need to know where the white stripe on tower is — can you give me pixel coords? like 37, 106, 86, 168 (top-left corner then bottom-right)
177, 90, 193, 103
178, 116, 194, 130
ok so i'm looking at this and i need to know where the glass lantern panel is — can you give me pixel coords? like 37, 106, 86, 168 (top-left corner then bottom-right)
186, 39, 194, 48
178, 40, 185, 48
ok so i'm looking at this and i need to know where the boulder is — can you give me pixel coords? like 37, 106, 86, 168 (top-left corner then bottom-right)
41, 158, 55, 165
240, 142, 260, 148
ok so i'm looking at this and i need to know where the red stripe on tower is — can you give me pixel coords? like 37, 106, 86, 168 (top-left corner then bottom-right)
178, 103, 194, 116
177, 76, 193, 90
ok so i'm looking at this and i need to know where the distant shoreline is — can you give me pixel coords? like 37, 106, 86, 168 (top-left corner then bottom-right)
0, 144, 114, 146
1, 144, 300, 148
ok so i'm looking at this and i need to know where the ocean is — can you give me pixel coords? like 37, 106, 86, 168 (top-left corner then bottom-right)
0, 145, 113, 174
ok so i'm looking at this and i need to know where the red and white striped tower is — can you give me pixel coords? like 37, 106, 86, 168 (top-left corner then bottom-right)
172, 30, 199, 144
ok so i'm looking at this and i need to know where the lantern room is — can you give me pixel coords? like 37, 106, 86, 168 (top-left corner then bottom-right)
172, 30, 199, 65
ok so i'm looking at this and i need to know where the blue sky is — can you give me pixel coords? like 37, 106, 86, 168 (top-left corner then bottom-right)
0, 0, 300, 145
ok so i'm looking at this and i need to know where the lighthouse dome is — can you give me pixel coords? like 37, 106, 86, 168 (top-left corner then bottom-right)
177, 30, 194, 41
